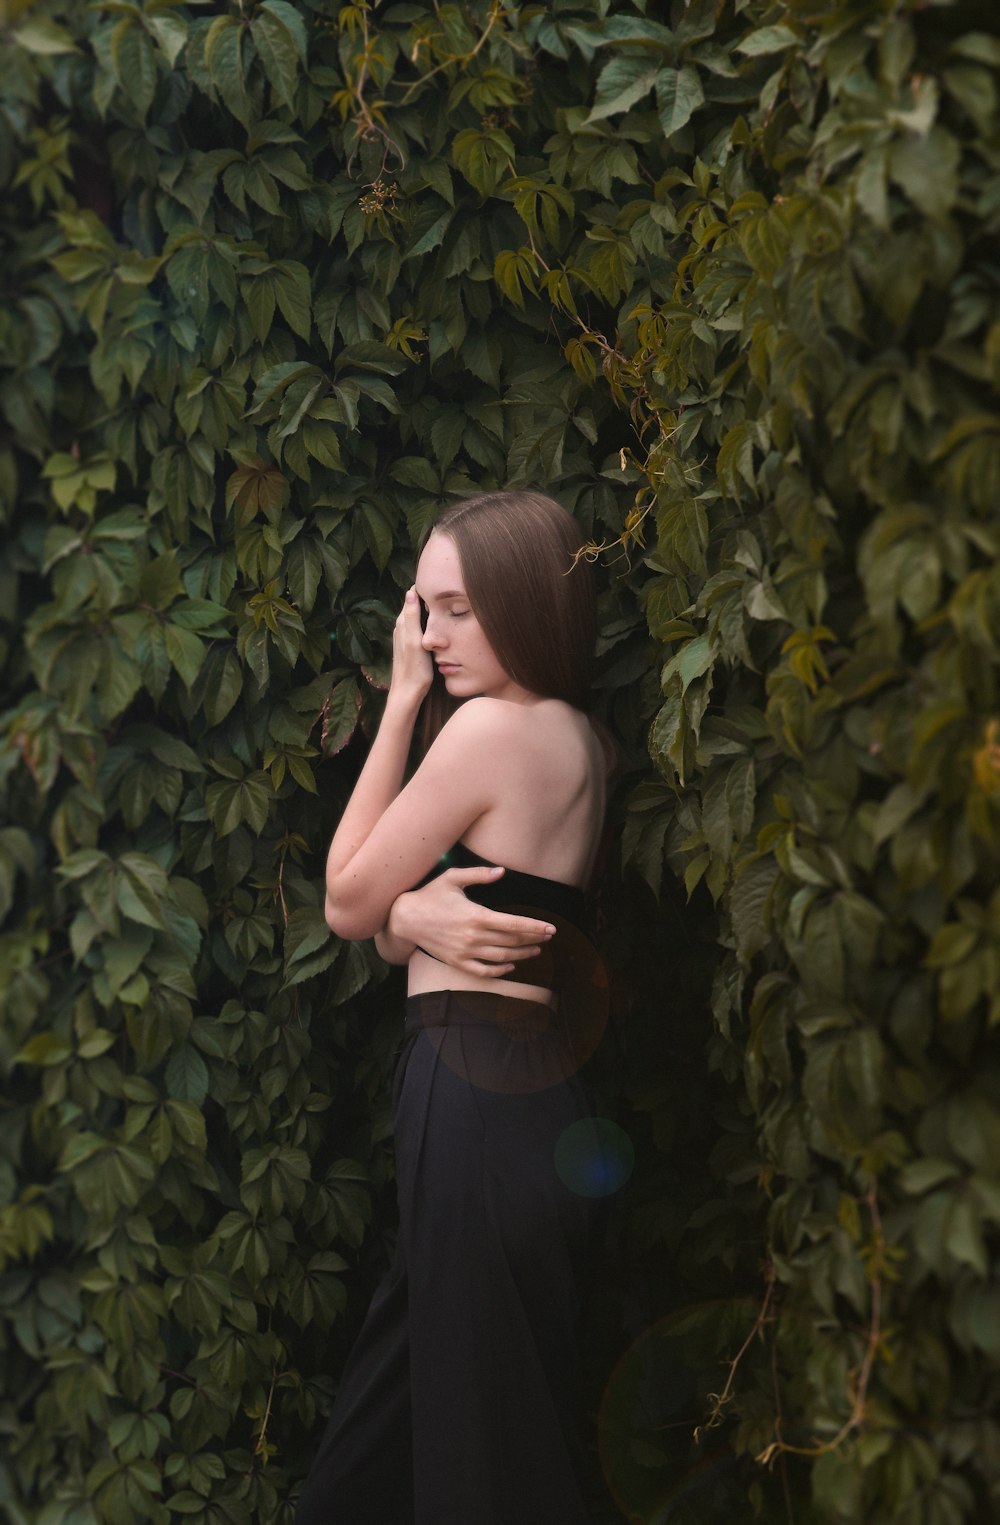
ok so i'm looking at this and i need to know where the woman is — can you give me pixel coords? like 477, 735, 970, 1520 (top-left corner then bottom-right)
297, 491, 610, 1525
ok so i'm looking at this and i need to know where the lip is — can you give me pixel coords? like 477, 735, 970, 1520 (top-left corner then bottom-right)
436, 663, 460, 675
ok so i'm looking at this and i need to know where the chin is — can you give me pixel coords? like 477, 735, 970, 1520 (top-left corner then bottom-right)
445, 676, 486, 702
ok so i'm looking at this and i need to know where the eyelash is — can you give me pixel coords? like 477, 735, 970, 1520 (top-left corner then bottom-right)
419, 603, 470, 620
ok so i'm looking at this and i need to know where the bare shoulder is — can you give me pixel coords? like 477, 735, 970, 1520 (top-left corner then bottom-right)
432, 697, 608, 777
426, 697, 523, 755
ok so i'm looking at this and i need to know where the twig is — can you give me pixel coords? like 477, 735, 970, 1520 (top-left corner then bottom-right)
399, 0, 504, 103
757, 1179, 886, 1465
694, 1261, 776, 1443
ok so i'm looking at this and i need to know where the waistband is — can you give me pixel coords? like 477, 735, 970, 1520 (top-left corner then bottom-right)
404, 989, 557, 1041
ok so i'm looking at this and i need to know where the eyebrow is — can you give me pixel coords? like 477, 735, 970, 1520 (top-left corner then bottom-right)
419, 589, 467, 601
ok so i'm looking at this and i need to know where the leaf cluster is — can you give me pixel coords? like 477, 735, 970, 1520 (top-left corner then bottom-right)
552, 2, 1000, 1520
4, 0, 999, 1521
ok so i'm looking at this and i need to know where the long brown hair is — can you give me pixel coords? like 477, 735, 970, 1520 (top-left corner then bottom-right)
418, 490, 596, 747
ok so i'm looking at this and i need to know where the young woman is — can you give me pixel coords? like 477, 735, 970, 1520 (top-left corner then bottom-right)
297, 491, 610, 1525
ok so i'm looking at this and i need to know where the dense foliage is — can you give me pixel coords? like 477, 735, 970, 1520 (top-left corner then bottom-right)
1, 0, 998, 1522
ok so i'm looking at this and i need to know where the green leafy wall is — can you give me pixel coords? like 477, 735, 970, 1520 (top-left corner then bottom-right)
560, 2, 1000, 1523
2, 0, 999, 1522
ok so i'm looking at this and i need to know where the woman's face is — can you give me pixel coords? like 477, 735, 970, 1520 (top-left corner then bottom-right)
415, 532, 529, 703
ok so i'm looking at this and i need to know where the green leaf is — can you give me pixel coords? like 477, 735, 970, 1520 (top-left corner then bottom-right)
148, 13, 188, 66
585, 55, 660, 124
562, 15, 673, 60
259, 0, 308, 62
164, 625, 206, 689
200, 648, 243, 726
406, 209, 454, 261
656, 67, 705, 136
251, 12, 303, 107
15, 1032, 72, 1066
112, 22, 159, 122
730, 857, 778, 961
662, 634, 715, 693
321, 678, 361, 756
13, 18, 79, 54
735, 25, 799, 56
949, 31, 1000, 67
242, 272, 276, 343
451, 128, 515, 197
888, 127, 961, 220
205, 773, 272, 837
272, 262, 312, 340
205, 17, 251, 126
165, 1046, 210, 1106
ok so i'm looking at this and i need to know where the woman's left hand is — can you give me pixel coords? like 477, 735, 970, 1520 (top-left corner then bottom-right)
388, 587, 433, 708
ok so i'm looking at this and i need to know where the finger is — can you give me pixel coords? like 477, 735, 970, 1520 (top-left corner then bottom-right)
469, 960, 517, 978
494, 943, 543, 962
468, 936, 543, 959
463, 924, 551, 951
403, 587, 423, 626
487, 914, 555, 944
438, 871, 556, 937
442, 864, 508, 886
503, 915, 557, 939
396, 588, 421, 630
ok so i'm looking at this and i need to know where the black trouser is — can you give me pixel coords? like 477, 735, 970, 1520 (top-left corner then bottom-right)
296, 990, 598, 1525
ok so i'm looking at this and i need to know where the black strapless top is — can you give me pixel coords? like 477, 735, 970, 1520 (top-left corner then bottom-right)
415, 841, 588, 988
432, 842, 585, 922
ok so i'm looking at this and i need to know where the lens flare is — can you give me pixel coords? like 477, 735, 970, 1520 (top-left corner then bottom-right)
554, 1117, 634, 1198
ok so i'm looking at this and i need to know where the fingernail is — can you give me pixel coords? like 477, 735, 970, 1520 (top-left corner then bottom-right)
405, 587, 416, 602
488, 866, 504, 877
543, 927, 555, 938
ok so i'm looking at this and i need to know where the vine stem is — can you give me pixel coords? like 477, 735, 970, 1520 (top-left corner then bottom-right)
399, 0, 505, 103
694, 1261, 776, 1444
757, 1178, 885, 1465
343, 0, 405, 175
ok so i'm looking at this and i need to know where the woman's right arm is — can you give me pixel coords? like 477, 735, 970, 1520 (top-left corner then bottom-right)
374, 867, 556, 977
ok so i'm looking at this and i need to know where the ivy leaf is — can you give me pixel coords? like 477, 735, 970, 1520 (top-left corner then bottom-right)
204, 17, 251, 126
321, 678, 361, 756
148, 13, 187, 67
272, 261, 312, 340
164, 625, 206, 689
227, 457, 289, 517
165, 1045, 210, 1106
656, 67, 705, 136
585, 55, 660, 123
735, 25, 799, 56
451, 127, 515, 196
13, 18, 79, 53
888, 127, 961, 220
251, 6, 306, 108
205, 773, 272, 836
662, 634, 715, 693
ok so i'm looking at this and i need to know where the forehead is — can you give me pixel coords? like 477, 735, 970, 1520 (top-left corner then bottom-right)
415, 532, 466, 599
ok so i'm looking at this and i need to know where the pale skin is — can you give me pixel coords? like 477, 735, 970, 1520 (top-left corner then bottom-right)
323, 531, 608, 1002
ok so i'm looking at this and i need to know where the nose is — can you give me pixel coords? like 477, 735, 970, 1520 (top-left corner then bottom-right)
421, 612, 445, 651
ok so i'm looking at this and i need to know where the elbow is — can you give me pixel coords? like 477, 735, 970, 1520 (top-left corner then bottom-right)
324, 885, 380, 942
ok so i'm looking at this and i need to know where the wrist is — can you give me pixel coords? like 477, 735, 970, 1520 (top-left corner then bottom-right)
382, 688, 425, 725
387, 891, 416, 942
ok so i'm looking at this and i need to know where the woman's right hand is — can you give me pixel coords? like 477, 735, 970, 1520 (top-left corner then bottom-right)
386, 866, 555, 977
387, 586, 434, 709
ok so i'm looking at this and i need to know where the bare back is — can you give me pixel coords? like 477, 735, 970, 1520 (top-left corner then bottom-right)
406, 697, 607, 1002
